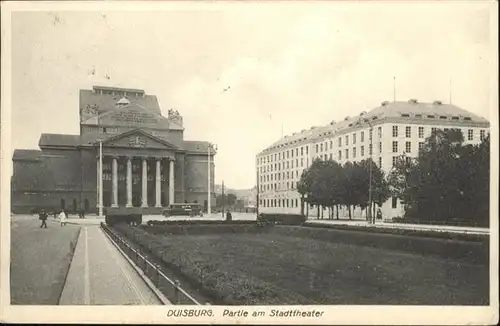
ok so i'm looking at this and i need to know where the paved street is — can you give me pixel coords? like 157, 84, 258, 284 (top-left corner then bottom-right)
59, 225, 165, 305
12, 212, 490, 234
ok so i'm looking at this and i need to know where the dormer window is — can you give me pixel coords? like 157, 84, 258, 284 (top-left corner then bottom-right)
427, 115, 435, 119
401, 114, 410, 118
415, 114, 422, 118
451, 116, 459, 120
439, 116, 447, 120
464, 117, 472, 121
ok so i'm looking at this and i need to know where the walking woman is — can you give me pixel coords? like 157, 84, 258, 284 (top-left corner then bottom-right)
59, 209, 67, 226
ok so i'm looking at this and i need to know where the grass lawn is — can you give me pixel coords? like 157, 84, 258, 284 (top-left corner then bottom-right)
10, 216, 81, 305
121, 225, 488, 305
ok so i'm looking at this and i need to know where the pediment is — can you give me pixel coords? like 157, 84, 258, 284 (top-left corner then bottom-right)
103, 129, 178, 150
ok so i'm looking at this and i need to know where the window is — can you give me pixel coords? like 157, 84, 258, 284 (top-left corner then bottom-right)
330, 141, 333, 149
291, 149, 294, 158
480, 130, 486, 140
361, 145, 365, 157
419, 142, 425, 151
431, 127, 437, 134
369, 144, 372, 155
379, 142, 382, 153
369, 129, 373, 141
330, 153, 332, 160
391, 197, 398, 209
306, 146, 309, 154
361, 131, 365, 142
353, 147, 356, 158
468, 129, 473, 141
301, 147, 304, 155
418, 127, 424, 138
378, 157, 382, 167
320, 143, 323, 152
392, 141, 398, 153
406, 126, 411, 138
345, 135, 349, 146
392, 125, 398, 137
338, 150, 342, 160
353, 133, 357, 144
378, 126, 382, 138
287, 151, 290, 158
338, 137, 342, 147
296, 148, 298, 156
301, 158, 303, 167
405, 141, 411, 153
316, 144, 319, 153
392, 156, 398, 168
345, 149, 349, 160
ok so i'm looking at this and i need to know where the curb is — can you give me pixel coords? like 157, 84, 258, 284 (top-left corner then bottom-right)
57, 227, 82, 305
100, 226, 171, 305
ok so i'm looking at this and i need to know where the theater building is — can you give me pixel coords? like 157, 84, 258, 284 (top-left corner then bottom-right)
11, 86, 216, 214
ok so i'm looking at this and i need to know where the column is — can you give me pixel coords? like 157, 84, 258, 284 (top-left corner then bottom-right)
126, 156, 132, 207
141, 157, 148, 207
155, 158, 162, 207
112, 157, 118, 207
169, 159, 175, 205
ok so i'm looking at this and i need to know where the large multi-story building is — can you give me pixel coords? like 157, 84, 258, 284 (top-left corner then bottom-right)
11, 86, 216, 214
256, 99, 490, 219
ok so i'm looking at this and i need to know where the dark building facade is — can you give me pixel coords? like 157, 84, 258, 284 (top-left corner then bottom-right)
11, 86, 216, 214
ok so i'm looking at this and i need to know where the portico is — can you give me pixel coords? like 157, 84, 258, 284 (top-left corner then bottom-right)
96, 128, 181, 210
99, 154, 175, 209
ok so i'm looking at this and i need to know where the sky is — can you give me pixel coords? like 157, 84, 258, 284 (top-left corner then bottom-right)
7, 1, 495, 189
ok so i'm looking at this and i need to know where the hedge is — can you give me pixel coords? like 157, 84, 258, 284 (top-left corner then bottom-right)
303, 222, 488, 242
257, 213, 306, 225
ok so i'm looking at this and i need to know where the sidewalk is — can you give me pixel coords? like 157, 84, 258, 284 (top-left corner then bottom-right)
305, 218, 489, 235
60, 225, 164, 305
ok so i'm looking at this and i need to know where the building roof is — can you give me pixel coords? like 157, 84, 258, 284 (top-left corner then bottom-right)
93, 85, 145, 94
12, 149, 42, 161
39, 134, 81, 148
183, 141, 216, 154
363, 100, 489, 123
79, 89, 161, 121
258, 99, 489, 155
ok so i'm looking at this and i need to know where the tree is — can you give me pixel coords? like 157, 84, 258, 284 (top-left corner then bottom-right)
387, 128, 490, 226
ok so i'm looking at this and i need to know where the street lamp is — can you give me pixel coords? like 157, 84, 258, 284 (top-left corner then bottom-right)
364, 119, 374, 224
97, 139, 104, 218
208, 143, 217, 215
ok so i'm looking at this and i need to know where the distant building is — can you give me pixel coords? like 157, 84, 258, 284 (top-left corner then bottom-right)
256, 99, 490, 219
11, 86, 216, 214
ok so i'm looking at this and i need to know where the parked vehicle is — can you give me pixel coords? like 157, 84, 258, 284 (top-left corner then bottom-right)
162, 203, 203, 217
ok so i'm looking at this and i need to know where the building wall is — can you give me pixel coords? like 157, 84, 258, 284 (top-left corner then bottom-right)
256, 117, 489, 219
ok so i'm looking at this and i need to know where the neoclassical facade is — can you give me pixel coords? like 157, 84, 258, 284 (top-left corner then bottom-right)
12, 86, 216, 214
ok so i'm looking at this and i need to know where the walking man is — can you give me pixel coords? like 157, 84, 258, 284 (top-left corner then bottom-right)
39, 209, 48, 228
59, 209, 67, 226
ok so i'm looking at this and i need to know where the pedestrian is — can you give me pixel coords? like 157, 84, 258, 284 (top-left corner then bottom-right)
39, 209, 48, 228
377, 208, 382, 220
226, 209, 232, 221
59, 209, 67, 226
